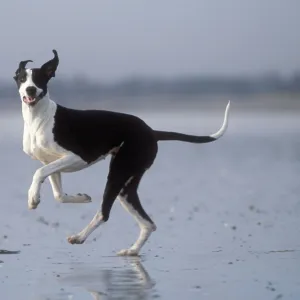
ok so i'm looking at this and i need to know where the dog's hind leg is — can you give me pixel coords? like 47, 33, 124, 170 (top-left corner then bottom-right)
49, 173, 92, 203
67, 209, 105, 244
67, 160, 129, 244
117, 173, 156, 256
67, 138, 157, 249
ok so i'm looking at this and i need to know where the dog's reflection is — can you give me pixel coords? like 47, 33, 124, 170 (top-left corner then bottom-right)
65, 257, 156, 300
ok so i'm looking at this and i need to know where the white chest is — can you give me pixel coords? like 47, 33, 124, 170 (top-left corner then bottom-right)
22, 99, 68, 163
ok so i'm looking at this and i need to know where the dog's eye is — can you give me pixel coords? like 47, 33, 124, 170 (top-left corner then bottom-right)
19, 76, 26, 83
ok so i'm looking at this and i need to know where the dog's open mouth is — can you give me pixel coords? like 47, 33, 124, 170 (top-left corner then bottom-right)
23, 96, 37, 105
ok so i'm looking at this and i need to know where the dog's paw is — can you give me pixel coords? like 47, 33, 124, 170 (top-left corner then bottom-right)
67, 235, 85, 245
117, 248, 140, 256
59, 193, 92, 203
75, 193, 92, 203
28, 188, 40, 210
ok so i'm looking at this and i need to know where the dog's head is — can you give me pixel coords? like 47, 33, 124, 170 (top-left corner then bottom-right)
13, 50, 59, 106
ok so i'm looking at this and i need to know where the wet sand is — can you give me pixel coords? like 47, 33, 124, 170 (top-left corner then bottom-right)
0, 107, 300, 299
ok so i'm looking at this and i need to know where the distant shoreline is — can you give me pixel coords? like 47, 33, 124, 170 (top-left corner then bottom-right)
2, 92, 300, 114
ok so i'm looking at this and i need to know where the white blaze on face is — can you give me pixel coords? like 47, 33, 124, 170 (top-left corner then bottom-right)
19, 69, 43, 104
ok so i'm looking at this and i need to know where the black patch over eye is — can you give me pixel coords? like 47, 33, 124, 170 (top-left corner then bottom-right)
16, 70, 27, 84
31, 69, 48, 89
29, 69, 48, 97
19, 76, 26, 83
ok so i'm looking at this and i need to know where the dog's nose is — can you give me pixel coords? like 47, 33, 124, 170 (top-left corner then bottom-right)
26, 86, 37, 96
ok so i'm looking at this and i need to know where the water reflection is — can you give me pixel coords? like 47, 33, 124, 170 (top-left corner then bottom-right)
63, 257, 156, 300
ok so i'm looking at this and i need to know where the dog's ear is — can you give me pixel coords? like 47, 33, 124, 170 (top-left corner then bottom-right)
13, 60, 33, 82
41, 49, 59, 79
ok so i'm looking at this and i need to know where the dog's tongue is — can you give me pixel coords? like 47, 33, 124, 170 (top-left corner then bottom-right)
24, 97, 35, 103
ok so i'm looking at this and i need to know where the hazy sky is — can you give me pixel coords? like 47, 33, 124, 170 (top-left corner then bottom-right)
1, 0, 299, 82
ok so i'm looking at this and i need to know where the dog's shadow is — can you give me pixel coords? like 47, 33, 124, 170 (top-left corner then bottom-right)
61, 257, 157, 300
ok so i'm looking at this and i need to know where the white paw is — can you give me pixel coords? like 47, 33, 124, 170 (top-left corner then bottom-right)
28, 187, 40, 210
59, 193, 92, 203
117, 248, 140, 256
67, 235, 85, 244
74, 193, 92, 203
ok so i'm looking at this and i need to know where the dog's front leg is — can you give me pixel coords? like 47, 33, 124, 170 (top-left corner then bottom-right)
28, 154, 87, 209
49, 172, 92, 204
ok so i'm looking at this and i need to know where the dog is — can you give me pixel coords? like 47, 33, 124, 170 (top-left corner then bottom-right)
13, 50, 230, 256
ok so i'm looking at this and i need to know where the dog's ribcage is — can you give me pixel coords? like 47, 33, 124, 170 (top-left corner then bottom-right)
22, 99, 110, 173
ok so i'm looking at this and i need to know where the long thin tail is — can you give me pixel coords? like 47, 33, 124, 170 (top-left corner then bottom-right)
154, 101, 230, 143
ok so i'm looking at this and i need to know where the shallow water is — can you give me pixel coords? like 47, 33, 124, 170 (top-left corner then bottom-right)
0, 107, 300, 299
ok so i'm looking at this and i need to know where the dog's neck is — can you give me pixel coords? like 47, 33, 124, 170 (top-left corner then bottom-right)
22, 93, 56, 125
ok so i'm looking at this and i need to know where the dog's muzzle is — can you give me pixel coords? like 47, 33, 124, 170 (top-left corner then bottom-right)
23, 92, 46, 106
23, 96, 37, 105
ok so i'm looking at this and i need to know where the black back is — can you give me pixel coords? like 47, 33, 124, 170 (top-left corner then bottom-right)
53, 105, 155, 163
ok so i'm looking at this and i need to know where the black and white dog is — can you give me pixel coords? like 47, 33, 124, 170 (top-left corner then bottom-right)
13, 50, 230, 256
